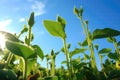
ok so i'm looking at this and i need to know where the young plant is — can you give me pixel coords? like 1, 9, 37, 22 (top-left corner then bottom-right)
43, 16, 72, 80
74, 6, 98, 72
3, 12, 44, 80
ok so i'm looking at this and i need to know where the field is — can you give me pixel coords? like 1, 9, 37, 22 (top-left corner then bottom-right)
0, 6, 120, 80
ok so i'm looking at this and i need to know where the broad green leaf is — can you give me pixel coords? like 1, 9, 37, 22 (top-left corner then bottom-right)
70, 48, 87, 58
57, 16, 66, 28
92, 28, 120, 39
43, 20, 66, 38
108, 53, 119, 60
28, 12, 34, 27
0, 31, 19, 42
98, 48, 111, 54
6, 40, 35, 60
32, 45, 44, 60
0, 69, 17, 80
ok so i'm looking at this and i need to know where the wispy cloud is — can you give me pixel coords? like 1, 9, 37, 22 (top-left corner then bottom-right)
31, 1, 46, 16
19, 18, 25, 22
0, 19, 12, 31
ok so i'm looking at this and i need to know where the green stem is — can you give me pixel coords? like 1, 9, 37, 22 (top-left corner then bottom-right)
113, 40, 120, 57
62, 38, 71, 80
46, 61, 49, 77
79, 17, 97, 71
51, 58, 55, 76
22, 58, 27, 80
28, 26, 32, 46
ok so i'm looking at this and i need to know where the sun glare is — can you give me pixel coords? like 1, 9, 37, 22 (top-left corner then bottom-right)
0, 34, 6, 49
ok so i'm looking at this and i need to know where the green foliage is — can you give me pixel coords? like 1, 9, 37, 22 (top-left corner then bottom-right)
98, 48, 111, 54
108, 52, 119, 60
69, 48, 87, 58
57, 16, 66, 28
107, 70, 120, 80
0, 31, 20, 42
43, 20, 66, 38
32, 45, 44, 60
92, 28, 120, 39
0, 69, 17, 80
98, 48, 111, 55
6, 40, 35, 60
0, 5, 120, 80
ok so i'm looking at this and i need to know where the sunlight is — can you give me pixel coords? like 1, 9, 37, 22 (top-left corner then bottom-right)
0, 34, 6, 49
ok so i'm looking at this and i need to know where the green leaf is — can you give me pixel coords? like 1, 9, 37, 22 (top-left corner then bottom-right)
0, 69, 17, 80
43, 20, 66, 38
98, 48, 111, 55
32, 45, 44, 60
28, 12, 34, 27
81, 39, 88, 46
94, 44, 99, 51
57, 16, 66, 28
6, 40, 35, 60
92, 28, 120, 39
70, 48, 87, 58
108, 53, 119, 60
73, 6, 79, 17
0, 31, 20, 42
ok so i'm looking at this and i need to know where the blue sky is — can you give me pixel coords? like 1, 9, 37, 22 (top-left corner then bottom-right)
0, 0, 120, 70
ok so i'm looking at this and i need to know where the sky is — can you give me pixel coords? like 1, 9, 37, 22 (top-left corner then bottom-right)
0, 0, 120, 70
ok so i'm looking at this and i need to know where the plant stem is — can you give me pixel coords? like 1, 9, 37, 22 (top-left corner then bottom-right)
51, 58, 55, 76
62, 38, 71, 80
28, 26, 32, 46
22, 58, 27, 80
113, 39, 120, 57
79, 17, 97, 71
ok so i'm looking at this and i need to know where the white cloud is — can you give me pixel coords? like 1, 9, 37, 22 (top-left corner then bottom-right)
19, 18, 25, 22
31, 1, 45, 16
0, 19, 12, 31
